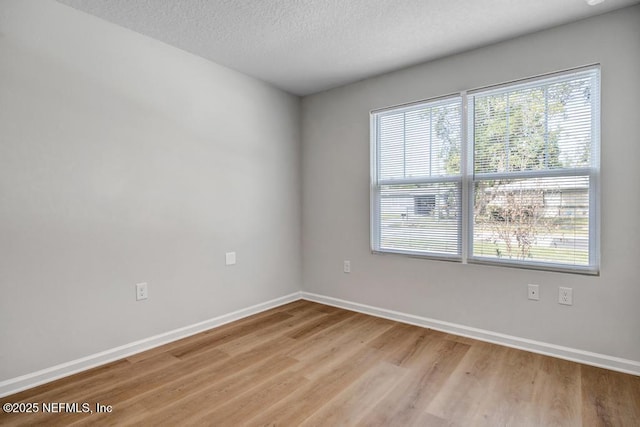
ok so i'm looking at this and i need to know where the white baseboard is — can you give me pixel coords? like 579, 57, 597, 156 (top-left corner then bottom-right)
301, 291, 640, 377
3, 289, 637, 398
0, 292, 302, 398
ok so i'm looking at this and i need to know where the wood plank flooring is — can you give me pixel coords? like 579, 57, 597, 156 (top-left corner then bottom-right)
1, 300, 639, 426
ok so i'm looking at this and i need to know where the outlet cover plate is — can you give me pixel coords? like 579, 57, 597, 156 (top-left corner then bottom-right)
559, 287, 573, 305
343, 260, 351, 273
528, 284, 539, 300
136, 282, 148, 301
225, 252, 236, 266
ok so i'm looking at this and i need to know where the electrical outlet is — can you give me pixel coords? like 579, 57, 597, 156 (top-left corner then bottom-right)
559, 287, 573, 305
136, 282, 148, 301
528, 284, 539, 300
343, 260, 351, 273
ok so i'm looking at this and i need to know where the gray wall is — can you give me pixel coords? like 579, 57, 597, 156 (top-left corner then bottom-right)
1, 0, 638, 385
0, 0, 301, 381
302, 6, 640, 361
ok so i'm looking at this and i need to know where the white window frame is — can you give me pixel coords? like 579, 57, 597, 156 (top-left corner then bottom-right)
370, 65, 600, 275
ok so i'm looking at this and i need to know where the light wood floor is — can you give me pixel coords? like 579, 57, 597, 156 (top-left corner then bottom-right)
1, 300, 639, 426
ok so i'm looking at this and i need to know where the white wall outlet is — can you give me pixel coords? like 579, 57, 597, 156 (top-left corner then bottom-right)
225, 252, 236, 266
559, 287, 573, 305
136, 282, 148, 301
343, 260, 351, 273
527, 284, 539, 300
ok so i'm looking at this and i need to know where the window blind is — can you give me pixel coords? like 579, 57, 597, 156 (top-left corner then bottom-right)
372, 97, 462, 258
469, 68, 599, 271
370, 65, 600, 274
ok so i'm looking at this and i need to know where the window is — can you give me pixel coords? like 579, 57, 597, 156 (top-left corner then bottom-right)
371, 66, 600, 274
371, 96, 462, 258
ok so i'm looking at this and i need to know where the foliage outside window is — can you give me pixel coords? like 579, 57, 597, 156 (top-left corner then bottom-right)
370, 66, 600, 274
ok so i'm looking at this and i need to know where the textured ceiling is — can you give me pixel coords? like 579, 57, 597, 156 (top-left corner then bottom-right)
56, 0, 639, 95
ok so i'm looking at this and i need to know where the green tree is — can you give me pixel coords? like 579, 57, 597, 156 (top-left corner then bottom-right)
434, 105, 460, 174
473, 87, 564, 174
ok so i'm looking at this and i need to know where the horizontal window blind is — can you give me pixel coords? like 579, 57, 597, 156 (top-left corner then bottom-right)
371, 65, 600, 273
469, 68, 599, 270
372, 97, 462, 258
